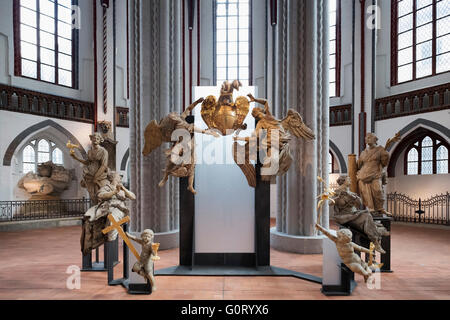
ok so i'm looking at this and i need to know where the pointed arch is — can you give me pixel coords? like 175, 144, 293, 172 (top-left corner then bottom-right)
3, 119, 87, 166
329, 140, 347, 173
120, 148, 129, 171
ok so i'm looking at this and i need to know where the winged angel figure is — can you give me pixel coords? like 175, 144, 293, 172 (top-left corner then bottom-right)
142, 98, 219, 194
233, 94, 315, 187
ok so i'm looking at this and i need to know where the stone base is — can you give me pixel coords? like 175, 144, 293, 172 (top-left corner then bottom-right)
154, 229, 179, 250
270, 227, 326, 254
0, 217, 82, 232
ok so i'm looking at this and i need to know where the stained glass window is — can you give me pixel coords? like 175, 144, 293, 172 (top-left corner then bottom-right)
393, 0, 450, 84
215, 0, 251, 86
15, 0, 75, 87
52, 148, 63, 165
405, 132, 449, 175
328, 152, 334, 174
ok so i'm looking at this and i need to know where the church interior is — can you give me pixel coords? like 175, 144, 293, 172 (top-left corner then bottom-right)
0, 0, 449, 302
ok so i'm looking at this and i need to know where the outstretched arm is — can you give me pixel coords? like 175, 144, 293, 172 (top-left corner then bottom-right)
352, 243, 371, 254
315, 224, 338, 243
70, 151, 88, 165
126, 232, 143, 244
247, 94, 272, 115
182, 98, 204, 119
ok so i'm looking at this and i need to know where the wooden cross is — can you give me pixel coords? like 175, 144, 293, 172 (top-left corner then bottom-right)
102, 214, 140, 261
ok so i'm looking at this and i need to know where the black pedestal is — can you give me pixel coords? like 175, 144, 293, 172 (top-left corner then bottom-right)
338, 216, 393, 273
321, 263, 357, 296
81, 239, 119, 272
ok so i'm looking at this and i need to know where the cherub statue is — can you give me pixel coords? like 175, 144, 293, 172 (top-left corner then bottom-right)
233, 94, 315, 185
126, 229, 157, 291
331, 175, 389, 253
316, 223, 377, 283
80, 171, 136, 255
69, 133, 109, 204
142, 98, 219, 194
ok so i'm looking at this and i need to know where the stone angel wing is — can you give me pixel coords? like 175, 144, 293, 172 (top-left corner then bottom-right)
281, 109, 316, 141
142, 120, 163, 156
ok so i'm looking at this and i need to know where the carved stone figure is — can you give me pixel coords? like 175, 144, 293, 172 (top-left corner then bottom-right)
233, 94, 315, 185
80, 171, 136, 255
126, 230, 157, 291
201, 80, 249, 136
316, 223, 379, 283
356, 133, 391, 216
142, 98, 219, 194
331, 175, 390, 253
18, 161, 72, 200
97, 120, 118, 171
69, 133, 109, 204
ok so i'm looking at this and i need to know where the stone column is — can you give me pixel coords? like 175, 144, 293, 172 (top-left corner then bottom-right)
270, 0, 330, 254
128, 0, 182, 249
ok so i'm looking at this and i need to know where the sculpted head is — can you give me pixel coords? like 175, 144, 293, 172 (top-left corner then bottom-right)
89, 132, 104, 146
141, 229, 154, 244
252, 107, 264, 120
365, 133, 378, 147
337, 229, 352, 243
336, 175, 350, 187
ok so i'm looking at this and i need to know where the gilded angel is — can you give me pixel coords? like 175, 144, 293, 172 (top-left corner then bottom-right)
142, 98, 219, 194
233, 94, 315, 186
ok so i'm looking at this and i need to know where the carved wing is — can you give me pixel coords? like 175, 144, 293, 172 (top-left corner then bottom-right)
232, 141, 256, 188
281, 109, 315, 141
201, 95, 217, 129
142, 120, 163, 156
234, 96, 250, 130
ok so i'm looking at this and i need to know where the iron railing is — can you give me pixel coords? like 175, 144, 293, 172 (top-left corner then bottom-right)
0, 198, 92, 222
386, 192, 450, 225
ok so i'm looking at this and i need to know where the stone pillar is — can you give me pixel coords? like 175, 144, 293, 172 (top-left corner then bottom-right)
128, 0, 182, 249
270, 0, 330, 254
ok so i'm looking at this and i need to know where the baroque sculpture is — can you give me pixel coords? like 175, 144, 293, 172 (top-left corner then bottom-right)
80, 171, 136, 255
233, 94, 315, 186
18, 161, 72, 200
331, 175, 390, 253
201, 80, 249, 136
126, 230, 159, 291
142, 98, 219, 194
355, 133, 400, 216
68, 133, 109, 204
316, 223, 380, 283
97, 121, 118, 171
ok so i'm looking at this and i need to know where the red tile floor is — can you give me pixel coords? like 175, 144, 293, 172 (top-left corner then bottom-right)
0, 221, 449, 300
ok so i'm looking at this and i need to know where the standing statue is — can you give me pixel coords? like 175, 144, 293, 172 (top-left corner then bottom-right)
142, 98, 219, 194
69, 133, 109, 204
80, 171, 136, 255
316, 224, 378, 283
331, 175, 389, 253
126, 230, 158, 291
233, 94, 315, 185
356, 133, 392, 216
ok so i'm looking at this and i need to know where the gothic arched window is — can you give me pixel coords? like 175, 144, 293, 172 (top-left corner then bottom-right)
405, 134, 449, 175
328, 151, 334, 174
21, 138, 64, 173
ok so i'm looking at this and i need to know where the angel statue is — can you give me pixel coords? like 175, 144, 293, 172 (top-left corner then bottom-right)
316, 223, 381, 283
233, 94, 315, 186
142, 98, 219, 194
